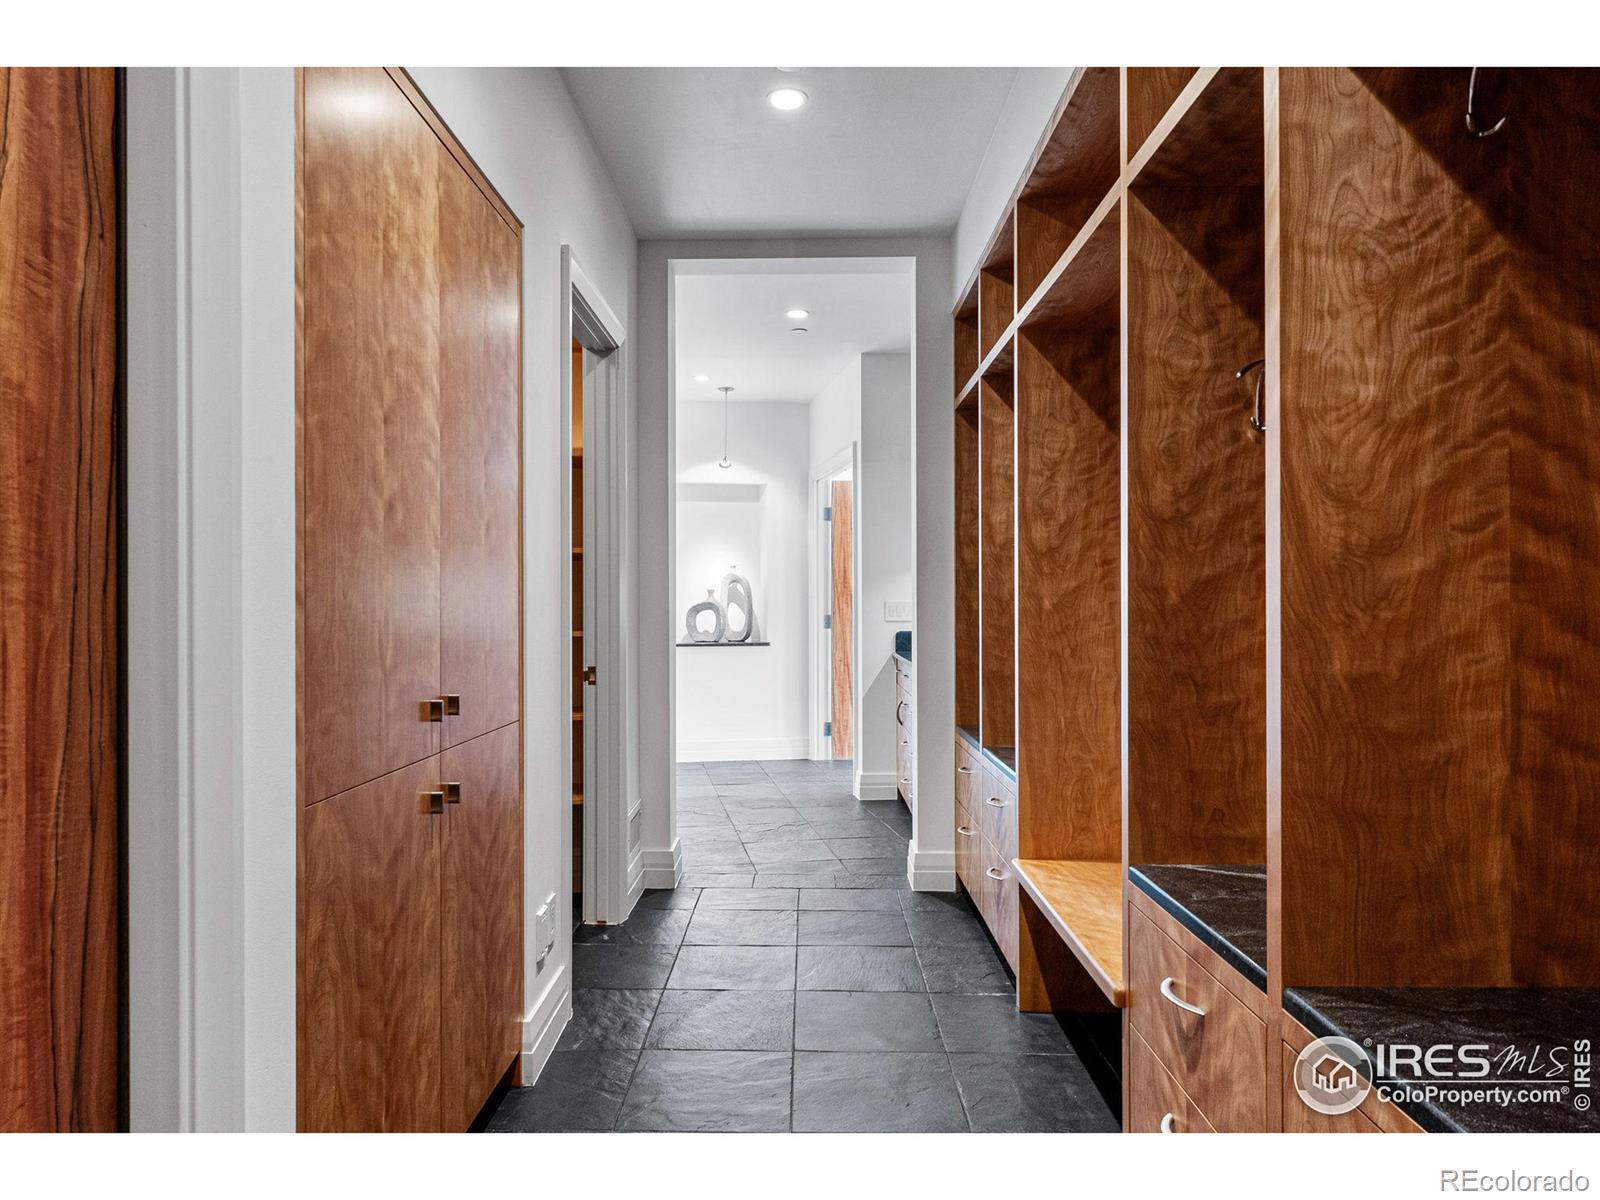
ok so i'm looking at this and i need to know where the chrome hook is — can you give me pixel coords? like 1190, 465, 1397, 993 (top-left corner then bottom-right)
1466, 67, 1508, 138
1237, 358, 1266, 434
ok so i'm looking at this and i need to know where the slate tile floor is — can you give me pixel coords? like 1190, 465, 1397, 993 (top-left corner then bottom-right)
487, 759, 1117, 1133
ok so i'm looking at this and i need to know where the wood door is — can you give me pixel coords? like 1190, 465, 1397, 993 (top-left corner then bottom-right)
299, 758, 443, 1131
0, 67, 120, 1133
439, 140, 522, 749
299, 67, 442, 805
439, 723, 523, 1129
830, 480, 854, 758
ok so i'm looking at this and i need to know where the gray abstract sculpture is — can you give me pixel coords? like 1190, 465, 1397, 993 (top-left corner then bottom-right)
719, 571, 757, 643
683, 589, 725, 643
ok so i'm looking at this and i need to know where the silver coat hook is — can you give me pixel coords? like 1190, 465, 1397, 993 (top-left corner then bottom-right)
1237, 358, 1266, 434
1466, 67, 1508, 138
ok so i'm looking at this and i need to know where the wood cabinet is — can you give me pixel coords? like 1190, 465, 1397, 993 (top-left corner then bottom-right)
297, 67, 524, 1132
894, 655, 914, 807
0, 66, 121, 1133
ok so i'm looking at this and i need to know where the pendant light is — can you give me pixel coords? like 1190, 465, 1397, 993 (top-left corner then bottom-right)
718, 386, 734, 469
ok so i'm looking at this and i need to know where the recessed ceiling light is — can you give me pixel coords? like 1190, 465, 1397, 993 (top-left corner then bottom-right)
768, 88, 807, 111
692, 374, 710, 382
785, 308, 809, 320
791, 327, 809, 334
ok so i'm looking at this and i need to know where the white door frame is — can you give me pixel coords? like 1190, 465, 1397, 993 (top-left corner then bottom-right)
808, 444, 861, 763
561, 246, 633, 927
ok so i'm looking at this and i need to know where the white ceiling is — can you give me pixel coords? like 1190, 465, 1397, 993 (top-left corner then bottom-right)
675, 259, 913, 404
561, 67, 1019, 238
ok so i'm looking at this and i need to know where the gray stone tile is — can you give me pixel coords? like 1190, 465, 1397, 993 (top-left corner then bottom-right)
617, 1051, 792, 1132
840, 856, 908, 876
676, 810, 734, 829
754, 871, 849, 889
557, 988, 660, 1050
797, 910, 911, 946
734, 819, 820, 843
684, 908, 797, 946
680, 870, 754, 887
667, 945, 797, 991
831, 875, 909, 890
794, 991, 942, 1052
695, 886, 798, 910
916, 936, 1014, 995
805, 817, 896, 839
799, 888, 902, 911
714, 784, 789, 801
637, 887, 698, 910
931, 993, 1074, 1053
646, 989, 794, 1051
949, 1053, 1118, 1132
572, 944, 678, 990
487, 1049, 636, 1132
743, 839, 838, 866
573, 908, 690, 946
681, 845, 754, 870
898, 889, 975, 916
904, 907, 993, 947
825, 836, 910, 860
792, 1052, 968, 1133
795, 945, 924, 992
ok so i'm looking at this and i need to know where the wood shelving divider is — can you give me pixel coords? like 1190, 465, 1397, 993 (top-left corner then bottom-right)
951, 66, 1600, 1042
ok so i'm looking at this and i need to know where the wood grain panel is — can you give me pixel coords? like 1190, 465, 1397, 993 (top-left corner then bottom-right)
0, 66, 120, 1134
831, 480, 854, 758
300, 66, 442, 804
439, 137, 522, 748
955, 283, 980, 394
1502, 69, 1600, 986
1015, 326, 1121, 861
299, 757, 442, 1131
1279, 68, 1515, 986
1126, 181, 1266, 866
440, 723, 523, 1130
1127, 906, 1266, 1129
1012, 860, 1125, 1007
1023, 67, 1122, 202
1279, 1042, 1380, 1133
1135, 68, 1263, 187
979, 262, 1014, 361
1126, 69, 1198, 162
978, 377, 1015, 750
1129, 1027, 1216, 1133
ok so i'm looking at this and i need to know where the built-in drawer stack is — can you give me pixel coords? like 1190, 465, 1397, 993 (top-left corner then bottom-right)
894, 656, 914, 809
1125, 889, 1268, 1132
954, 736, 1018, 968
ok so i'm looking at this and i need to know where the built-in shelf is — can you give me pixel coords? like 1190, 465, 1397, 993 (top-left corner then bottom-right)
1012, 859, 1125, 1007
1130, 67, 1263, 188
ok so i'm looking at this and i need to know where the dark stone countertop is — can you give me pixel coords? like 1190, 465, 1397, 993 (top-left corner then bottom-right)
1284, 987, 1600, 1134
956, 724, 981, 749
982, 745, 1016, 779
1129, 865, 1267, 992
893, 630, 912, 663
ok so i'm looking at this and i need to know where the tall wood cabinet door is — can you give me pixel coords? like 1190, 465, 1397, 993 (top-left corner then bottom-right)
0, 66, 120, 1133
438, 142, 522, 748
299, 757, 443, 1131
299, 67, 442, 804
439, 723, 523, 1129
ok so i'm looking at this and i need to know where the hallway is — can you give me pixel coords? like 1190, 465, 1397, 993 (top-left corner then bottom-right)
487, 760, 1116, 1132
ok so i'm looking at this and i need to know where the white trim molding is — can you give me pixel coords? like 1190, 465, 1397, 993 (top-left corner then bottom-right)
639, 839, 683, 890
907, 843, 956, 892
855, 769, 899, 802
519, 965, 572, 1086
676, 737, 810, 762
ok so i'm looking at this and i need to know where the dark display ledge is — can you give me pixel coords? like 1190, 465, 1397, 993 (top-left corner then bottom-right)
1284, 986, 1600, 1134
1129, 865, 1267, 993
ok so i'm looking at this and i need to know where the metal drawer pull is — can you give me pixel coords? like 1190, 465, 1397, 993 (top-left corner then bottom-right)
1160, 1113, 1177, 1134
985, 795, 1007, 808
443, 781, 461, 804
421, 790, 445, 815
986, 866, 1006, 881
441, 693, 461, 716
956, 825, 975, 837
1159, 976, 1206, 1017
957, 766, 973, 774
421, 698, 444, 722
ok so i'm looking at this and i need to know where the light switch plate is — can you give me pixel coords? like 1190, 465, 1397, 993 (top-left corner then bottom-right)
884, 601, 913, 622
535, 895, 557, 962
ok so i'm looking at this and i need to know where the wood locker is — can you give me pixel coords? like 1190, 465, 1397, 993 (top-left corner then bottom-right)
297, 67, 523, 1132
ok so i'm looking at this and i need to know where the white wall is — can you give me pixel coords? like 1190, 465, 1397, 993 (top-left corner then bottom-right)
810, 357, 862, 466
638, 237, 955, 892
675, 400, 811, 760
951, 67, 1075, 302
127, 67, 636, 1127
405, 67, 637, 1081
858, 353, 915, 799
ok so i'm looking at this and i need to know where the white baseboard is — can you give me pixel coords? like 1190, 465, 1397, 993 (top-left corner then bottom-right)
625, 844, 646, 913
639, 839, 682, 889
855, 769, 899, 802
676, 736, 809, 762
907, 843, 956, 892
519, 964, 571, 1086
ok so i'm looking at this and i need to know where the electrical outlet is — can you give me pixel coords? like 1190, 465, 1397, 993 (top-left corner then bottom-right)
534, 895, 557, 962
884, 601, 913, 623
